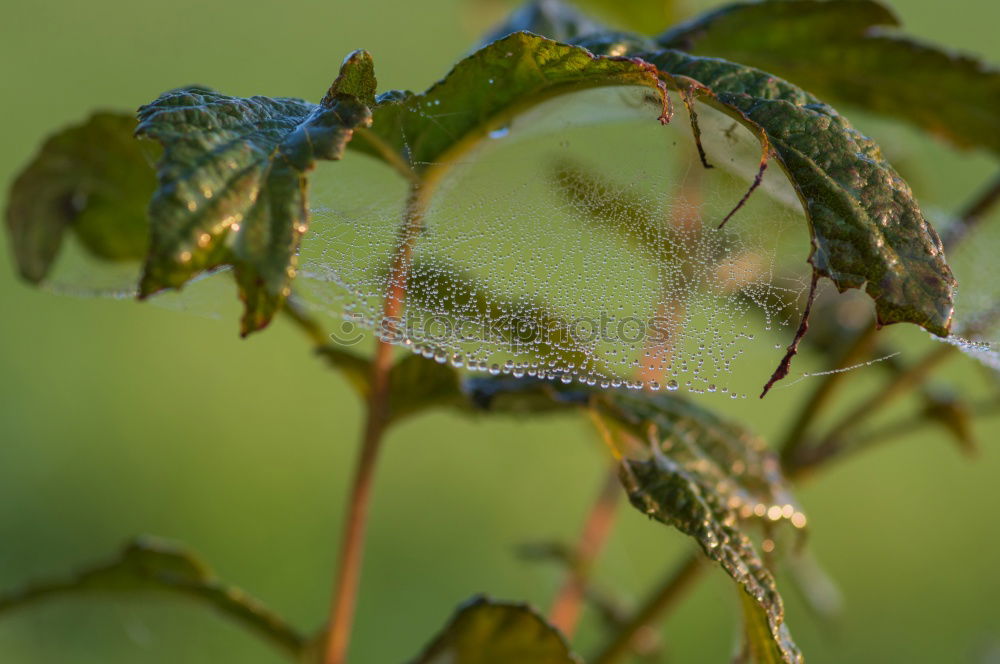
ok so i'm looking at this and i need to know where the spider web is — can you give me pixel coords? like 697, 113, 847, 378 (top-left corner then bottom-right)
297, 88, 815, 398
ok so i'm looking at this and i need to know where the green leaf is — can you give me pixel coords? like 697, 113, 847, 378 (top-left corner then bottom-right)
411, 596, 580, 664
350, 31, 670, 177
642, 49, 956, 337
738, 588, 788, 664
5, 112, 153, 283
136, 53, 374, 335
0, 537, 306, 658
597, 390, 804, 664
658, 0, 1000, 155
388, 353, 466, 423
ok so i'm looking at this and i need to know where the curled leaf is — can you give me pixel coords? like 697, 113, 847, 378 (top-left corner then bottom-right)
596, 390, 804, 663
350, 31, 670, 177
411, 595, 580, 664
659, 0, 1000, 155
136, 53, 374, 334
640, 49, 956, 340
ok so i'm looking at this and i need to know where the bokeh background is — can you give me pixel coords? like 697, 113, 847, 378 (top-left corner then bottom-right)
1, 0, 998, 662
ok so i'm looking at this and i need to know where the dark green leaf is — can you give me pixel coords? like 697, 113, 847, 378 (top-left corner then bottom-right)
482, 0, 609, 46
598, 390, 803, 663
350, 32, 670, 177
136, 53, 374, 335
388, 353, 466, 423
658, 0, 1000, 155
463, 375, 590, 414
642, 49, 956, 337
322, 49, 378, 108
5, 112, 153, 283
411, 595, 580, 664
0, 537, 305, 658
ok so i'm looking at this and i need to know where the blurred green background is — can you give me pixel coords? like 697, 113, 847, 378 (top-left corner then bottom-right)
1, 0, 998, 662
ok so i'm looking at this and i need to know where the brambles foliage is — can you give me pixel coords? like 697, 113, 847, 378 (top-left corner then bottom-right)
4, 0, 998, 662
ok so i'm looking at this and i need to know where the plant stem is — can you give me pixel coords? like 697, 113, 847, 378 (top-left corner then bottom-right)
941, 169, 1000, 250
778, 323, 879, 468
591, 551, 705, 664
322, 339, 394, 664
322, 186, 429, 664
589, 166, 1000, 664
549, 467, 622, 637
790, 343, 956, 478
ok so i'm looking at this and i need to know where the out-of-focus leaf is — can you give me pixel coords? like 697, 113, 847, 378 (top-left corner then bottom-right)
923, 389, 977, 456
410, 595, 580, 664
463, 375, 590, 413
642, 49, 956, 337
658, 0, 1000, 155
350, 32, 670, 177
0, 537, 305, 658
573, 0, 676, 35
5, 112, 153, 283
482, 0, 609, 46
785, 548, 843, 622
388, 353, 466, 423
484, 0, 675, 45
404, 256, 594, 369
136, 51, 374, 335
548, 157, 676, 262
598, 390, 804, 663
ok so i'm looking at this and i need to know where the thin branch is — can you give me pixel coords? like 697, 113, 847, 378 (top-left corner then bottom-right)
322, 185, 429, 664
591, 551, 705, 664
549, 467, 622, 637
941, 169, 1000, 250
847, 395, 1000, 454
790, 343, 957, 477
779, 323, 880, 468
760, 272, 819, 398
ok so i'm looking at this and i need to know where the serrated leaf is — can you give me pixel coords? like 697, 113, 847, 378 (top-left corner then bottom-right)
350, 32, 669, 177
411, 596, 580, 664
596, 390, 803, 664
5, 112, 153, 283
658, 0, 1000, 155
136, 53, 374, 335
641, 49, 956, 337
0, 537, 305, 658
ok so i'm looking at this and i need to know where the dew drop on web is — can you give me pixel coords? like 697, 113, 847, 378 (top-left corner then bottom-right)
298, 88, 816, 396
